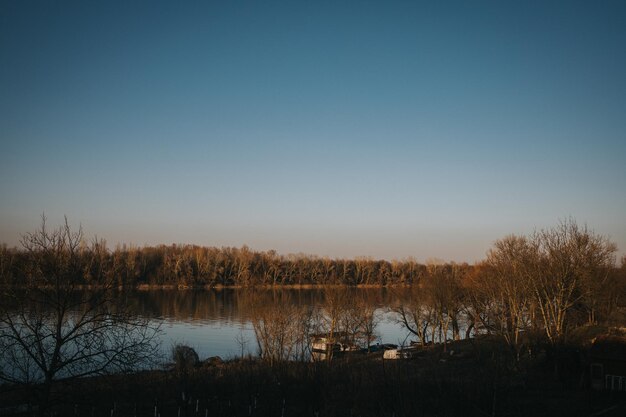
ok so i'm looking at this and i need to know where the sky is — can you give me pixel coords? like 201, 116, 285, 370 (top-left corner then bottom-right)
1, 1, 625, 262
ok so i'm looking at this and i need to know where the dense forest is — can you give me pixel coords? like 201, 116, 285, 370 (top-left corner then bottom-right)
0, 239, 427, 287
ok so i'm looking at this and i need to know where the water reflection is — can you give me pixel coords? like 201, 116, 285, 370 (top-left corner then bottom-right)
127, 288, 411, 359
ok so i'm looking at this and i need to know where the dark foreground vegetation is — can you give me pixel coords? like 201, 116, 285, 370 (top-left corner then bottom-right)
2, 334, 625, 417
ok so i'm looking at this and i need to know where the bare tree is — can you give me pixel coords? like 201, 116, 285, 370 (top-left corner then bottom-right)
471, 236, 535, 360
0, 216, 161, 414
250, 292, 313, 364
423, 262, 464, 352
320, 288, 349, 361
394, 285, 432, 347
334, 293, 379, 351
0, 244, 16, 285
530, 220, 616, 344
355, 297, 379, 351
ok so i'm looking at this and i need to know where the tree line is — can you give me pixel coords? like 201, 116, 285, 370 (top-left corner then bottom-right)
0, 237, 424, 288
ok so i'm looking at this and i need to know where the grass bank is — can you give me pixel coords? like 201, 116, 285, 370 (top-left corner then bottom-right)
2, 337, 624, 417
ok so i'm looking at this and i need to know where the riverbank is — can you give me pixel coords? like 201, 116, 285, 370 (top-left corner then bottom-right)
135, 283, 401, 290
0, 283, 404, 291
2, 337, 624, 417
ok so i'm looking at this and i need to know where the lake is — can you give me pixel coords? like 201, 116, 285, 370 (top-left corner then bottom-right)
133, 288, 414, 360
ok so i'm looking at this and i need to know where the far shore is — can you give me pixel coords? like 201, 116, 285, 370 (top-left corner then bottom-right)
0, 283, 411, 291
135, 283, 407, 290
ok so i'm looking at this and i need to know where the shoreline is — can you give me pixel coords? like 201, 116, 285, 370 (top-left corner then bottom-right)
0, 283, 412, 291
134, 283, 409, 290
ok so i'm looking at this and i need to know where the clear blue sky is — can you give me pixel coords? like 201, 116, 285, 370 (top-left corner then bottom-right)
1, 1, 625, 262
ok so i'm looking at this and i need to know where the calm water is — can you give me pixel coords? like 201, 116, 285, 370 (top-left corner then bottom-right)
132, 289, 413, 360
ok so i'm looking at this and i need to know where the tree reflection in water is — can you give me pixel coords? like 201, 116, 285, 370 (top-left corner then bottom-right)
129, 288, 412, 360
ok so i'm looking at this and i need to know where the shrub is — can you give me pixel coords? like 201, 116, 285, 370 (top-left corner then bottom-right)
171, 344, 199, 375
